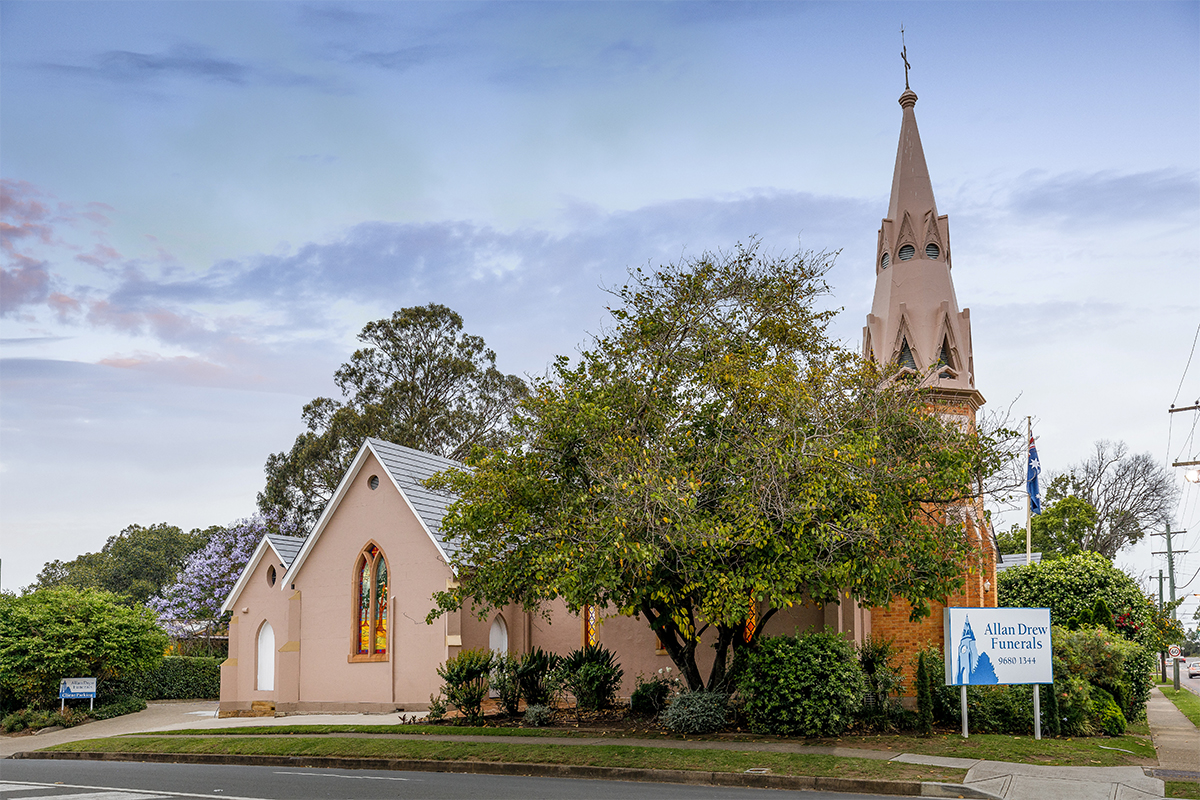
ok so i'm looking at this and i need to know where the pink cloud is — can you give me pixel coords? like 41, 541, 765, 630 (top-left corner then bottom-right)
0, 262, 51, 316
47, 292, 84, 322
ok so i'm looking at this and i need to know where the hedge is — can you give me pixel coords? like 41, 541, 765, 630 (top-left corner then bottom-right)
101, 655, 221, 701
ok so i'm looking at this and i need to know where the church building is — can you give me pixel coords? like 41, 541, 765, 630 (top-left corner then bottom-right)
218, 83, 996, 717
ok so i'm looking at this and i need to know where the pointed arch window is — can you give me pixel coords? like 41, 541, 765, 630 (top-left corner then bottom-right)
935, 336, 955, 372
350, 543, 389, 662
898, 339, 918, 371
582, 605, 600, 647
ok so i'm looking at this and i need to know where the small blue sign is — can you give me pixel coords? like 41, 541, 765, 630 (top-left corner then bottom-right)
59, 678, 97, 699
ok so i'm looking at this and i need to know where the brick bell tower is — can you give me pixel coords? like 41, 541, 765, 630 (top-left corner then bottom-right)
863, 84, 998, 690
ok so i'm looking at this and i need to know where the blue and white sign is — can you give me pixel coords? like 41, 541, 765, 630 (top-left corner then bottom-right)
944, 608, 1052, 686
59, 678, 97, 699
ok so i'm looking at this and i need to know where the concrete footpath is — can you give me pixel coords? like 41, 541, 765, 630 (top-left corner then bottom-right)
3, 700, 1190, 799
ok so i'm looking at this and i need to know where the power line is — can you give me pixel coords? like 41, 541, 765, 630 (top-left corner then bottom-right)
1172, 321, 1200, 407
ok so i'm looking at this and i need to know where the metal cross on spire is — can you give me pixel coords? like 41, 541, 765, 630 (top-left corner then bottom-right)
900, 25, 911, 90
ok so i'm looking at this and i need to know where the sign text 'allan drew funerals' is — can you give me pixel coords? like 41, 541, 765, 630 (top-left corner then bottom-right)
943, 607, 1053, 686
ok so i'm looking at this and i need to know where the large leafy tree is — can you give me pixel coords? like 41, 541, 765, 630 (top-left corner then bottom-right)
429, 244, 1011, 691
1045, 441, 1177, 558
259, 304, 527, 529
0, 587, 167, 708
30, 523, 216, 605
995, 493, 1099, 559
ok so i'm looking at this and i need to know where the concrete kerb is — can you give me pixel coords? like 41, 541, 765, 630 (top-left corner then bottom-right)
10, 750, 1004, 799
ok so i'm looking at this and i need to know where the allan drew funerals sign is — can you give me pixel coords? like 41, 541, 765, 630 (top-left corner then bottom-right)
943, 608, 1052, 686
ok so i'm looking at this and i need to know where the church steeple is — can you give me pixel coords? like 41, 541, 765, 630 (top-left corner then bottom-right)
863, 86, 983, 410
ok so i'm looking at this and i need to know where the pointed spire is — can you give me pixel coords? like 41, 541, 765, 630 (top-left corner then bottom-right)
887, 89, 938, 225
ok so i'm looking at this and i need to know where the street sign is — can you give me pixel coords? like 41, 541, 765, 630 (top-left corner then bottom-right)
1168, 645, 1182, 659
59, 677, 97, 699
944, 608, 1053, 686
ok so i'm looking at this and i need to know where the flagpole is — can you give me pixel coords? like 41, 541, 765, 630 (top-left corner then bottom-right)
1025, 415, 1043, 741
1026, 416, 1033, 567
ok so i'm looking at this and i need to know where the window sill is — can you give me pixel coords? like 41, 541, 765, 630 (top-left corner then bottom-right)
347, 653, 389, 663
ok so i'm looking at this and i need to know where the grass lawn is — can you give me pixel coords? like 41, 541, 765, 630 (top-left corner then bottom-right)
121, 725, 1157, 767
41, 736, 966, 784
1158, 686, 1200, 728
1166, 781, 1200, 799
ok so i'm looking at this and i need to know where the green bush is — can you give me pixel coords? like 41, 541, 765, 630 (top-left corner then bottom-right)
916, 648, 961, 726
916, 652, 933, 736
102, 656, 221, 701
559, 644, 623, 712
1042, 681, 1060, 737
1091, 687, 1127, 736
662, 691, 729, 734
0, 588, 167, 709
631, 668, 677, 716
1053, 625, 1153, 722
998, 553, 1153, 647
91, 696, 147, 720
522, 704, 554, 727
490, 653, 522, 716
437, 648, 492, 724
426, 693, 447, 721
738, 630, 866, 736
858, 637, 902, 731
516, 648, 560, 707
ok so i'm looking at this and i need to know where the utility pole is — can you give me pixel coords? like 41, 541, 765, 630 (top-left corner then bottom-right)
1151, 524, 1188, 620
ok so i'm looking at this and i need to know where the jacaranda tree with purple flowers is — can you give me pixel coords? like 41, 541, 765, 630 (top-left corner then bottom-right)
149, 516, 304, 651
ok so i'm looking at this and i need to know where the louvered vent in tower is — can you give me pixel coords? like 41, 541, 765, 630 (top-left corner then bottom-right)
898, 244, 915, 261
925, 243, 940, 259
936, 336, 954, 369
898, 339, 917, 371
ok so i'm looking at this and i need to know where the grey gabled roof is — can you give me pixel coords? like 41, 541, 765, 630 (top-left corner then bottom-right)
265, 534, 304, 567
365, 437, 464, 560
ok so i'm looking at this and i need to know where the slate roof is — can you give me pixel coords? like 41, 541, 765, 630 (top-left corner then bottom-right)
265, 534, 304, 567
995, 551, 1043, 574
365, 437, 464, 560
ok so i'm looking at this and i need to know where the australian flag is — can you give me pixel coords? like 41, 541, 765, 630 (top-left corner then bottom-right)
1027, 436, 1042, 515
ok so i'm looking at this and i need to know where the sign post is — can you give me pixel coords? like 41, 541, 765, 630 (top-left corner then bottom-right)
1169, 645, 1182, 690
945, 608, 1053, 739
59, 678, 97, 711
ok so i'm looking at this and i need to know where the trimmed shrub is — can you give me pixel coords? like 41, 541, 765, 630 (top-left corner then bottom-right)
490, 653, 522, 716
1091, 686, 1127, 736
92, 696, 147, 720
738, 630, 866, 736
559, 644, 623, 712
916, 652, 933, 736
662, 691, 729, 734
102, 656, 221, 701
523, 704, 554, 727
437, 648, 492, 725
516, 648, 560, 707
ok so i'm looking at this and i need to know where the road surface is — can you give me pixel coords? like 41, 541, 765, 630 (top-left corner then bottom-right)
1, 761, 909, 800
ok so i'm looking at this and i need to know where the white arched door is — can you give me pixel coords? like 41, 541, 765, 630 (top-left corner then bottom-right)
257, 620, 275, 691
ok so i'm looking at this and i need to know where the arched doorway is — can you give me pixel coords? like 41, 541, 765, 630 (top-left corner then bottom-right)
257, 620, 275, 691
488, 615, 508, 698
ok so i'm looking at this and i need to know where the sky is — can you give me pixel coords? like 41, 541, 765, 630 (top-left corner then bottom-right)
2, 1, 1198, 621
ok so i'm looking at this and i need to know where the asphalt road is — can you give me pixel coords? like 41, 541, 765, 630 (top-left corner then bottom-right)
1169, 664, 1199, 696
0, 761, 908, 800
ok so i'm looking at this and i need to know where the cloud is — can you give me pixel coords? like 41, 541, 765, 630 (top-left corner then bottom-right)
0, 262, 51, 315
37, 44, 332, 91
1007, 168, 1200, 225
352, 45, 439, 72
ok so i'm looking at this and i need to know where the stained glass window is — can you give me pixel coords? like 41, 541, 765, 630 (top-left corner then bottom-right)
358, 556, 371, 654
353, 544, 389, 659
584, 605, 599, 647
374, 558, 388, 654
